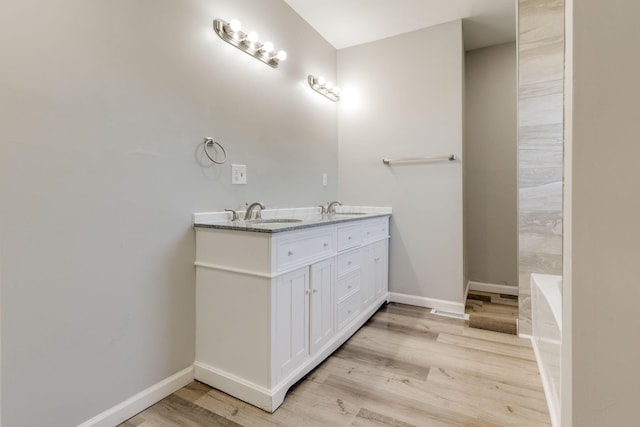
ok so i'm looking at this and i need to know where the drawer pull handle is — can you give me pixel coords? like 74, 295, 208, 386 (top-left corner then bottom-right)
288, 251, 294, 256
312, 289, 318, 294
374, 257, 380, 261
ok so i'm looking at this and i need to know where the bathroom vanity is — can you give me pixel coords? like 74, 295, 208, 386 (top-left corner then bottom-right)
192, 207, 391, 412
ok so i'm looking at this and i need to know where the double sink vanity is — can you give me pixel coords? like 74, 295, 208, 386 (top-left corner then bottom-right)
192, 204, 391, 412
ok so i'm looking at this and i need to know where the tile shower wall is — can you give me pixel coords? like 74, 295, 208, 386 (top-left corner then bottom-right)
517, 0, 564, 335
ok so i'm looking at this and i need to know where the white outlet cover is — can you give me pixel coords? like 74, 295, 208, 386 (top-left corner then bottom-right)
232, 164, 247, 185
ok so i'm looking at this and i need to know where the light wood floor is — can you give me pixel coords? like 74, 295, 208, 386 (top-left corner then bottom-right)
121, 303, 550, 426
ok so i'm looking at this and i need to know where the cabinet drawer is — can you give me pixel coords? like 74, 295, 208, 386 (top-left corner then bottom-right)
363, 218, 389, 242
337, 224, 363, 251
335, 269, 360, 302
336, 249, 361, 276
337, 291, 361, 331
276, 230, 335, 272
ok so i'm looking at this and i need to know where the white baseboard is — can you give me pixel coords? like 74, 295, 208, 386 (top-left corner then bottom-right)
194, 362, 275, 412
78, 366, 194, 427
468, 280, 518, 296
389, 292, 465, 314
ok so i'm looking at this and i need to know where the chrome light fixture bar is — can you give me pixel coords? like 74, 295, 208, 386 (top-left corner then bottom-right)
213, 18, 287, 68
308, 75, 340, 102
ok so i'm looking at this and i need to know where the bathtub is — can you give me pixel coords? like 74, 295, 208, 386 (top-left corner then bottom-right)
531, 273, 562, 427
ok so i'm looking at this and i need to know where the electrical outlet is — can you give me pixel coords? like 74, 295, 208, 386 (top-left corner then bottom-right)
322, 173, 327, 186
232, 164, 247, 185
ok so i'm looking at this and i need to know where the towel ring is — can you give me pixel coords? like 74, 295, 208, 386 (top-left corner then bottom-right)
203, 137, 227, 164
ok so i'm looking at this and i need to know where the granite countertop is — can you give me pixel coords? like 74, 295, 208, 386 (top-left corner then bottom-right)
193, 206, 392, 234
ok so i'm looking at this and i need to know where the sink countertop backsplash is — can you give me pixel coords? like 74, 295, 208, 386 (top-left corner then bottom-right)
192, 206, 392, 233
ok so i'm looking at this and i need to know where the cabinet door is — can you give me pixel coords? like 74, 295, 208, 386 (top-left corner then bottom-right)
373, 241, 389, 299
275, 267, 309, 381
310, 258, 335, 354
360, 245, 375, 307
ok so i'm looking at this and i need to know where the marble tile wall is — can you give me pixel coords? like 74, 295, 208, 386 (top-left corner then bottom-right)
518, 0, 564, 335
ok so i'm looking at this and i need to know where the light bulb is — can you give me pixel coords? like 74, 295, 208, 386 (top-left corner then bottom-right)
246, 31, 259, 44
275, 50, 287, 61
316, 76, 326, 86
228, 19, 242, 33
325, 81, 334, 90
261, 41, 274, 53
332, 86, 341, 95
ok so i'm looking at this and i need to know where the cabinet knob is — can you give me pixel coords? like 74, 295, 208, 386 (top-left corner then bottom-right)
305, 289, 311, 295
374, 257, 380, 261
367, 231, 370, 235
323, 242, 328, 247
348, 285, 352, 289
347, 309, 352, 314
288, 251, 294, 256
313, 289, 318, 294
348, 261, 352, 265
348, 236, 352, 240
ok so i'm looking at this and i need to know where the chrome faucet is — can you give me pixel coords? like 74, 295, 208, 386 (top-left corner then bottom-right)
327, 200, 342, 214
244, 202, 265, 220
318, 204, 327, 215
224, 208, 239, 221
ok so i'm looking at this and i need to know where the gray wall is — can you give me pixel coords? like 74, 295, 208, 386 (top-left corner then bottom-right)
338, 21, 465, 306
0, 0, 337, 425
465, 43, 517, 288
517, 0, 564, 335
569, 0, 640, 424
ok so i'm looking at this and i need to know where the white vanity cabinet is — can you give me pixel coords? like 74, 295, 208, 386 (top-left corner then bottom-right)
274, 258, 335, 383
274, 266, 310, 382
367, 240, 389, 301
309, 258, 335, 354
193, 215, 390, 412
358, 217, 390, 309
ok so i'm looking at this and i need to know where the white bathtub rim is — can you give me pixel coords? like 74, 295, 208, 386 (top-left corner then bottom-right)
531, 273, 562, 333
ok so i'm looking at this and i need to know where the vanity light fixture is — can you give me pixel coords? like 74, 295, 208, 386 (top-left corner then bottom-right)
213, 18, 287, 68
308, 74, 340, 102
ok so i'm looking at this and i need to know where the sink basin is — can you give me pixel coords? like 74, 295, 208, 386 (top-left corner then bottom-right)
333, 212, 367, 215
247, 218, 304, 224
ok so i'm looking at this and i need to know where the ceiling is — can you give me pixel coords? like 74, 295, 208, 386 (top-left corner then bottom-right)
283, 0, 516, 51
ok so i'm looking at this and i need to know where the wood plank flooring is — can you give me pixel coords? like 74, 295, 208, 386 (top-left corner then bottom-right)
465, 291, 519, 335
121, 303, 549, 426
